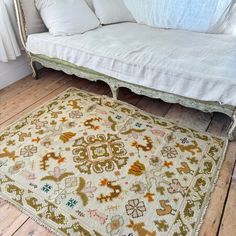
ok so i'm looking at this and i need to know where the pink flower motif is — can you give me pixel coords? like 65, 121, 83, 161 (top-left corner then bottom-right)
103, 120, 113, 128
32, 119, 48, 129
106, 215, 124, 235
151, 129, 165, 137
97, 109, 107, 115
48, 167, 66, 179
82, 181, 97, 197
128, 131, 139, 139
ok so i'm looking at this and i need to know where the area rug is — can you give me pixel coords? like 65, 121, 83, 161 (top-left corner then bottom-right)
0, 87, 228, 236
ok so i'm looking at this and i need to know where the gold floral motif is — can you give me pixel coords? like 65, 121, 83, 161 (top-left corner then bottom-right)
130, 181, 147, 194
127, 220, 156, 236
72, 134, 128, 174
128, 161, 146, 176
0, 148, 18, 160
59, 132, 76, 143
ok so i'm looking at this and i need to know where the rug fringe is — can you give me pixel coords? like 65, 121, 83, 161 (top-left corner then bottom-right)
0, 193, 63, 236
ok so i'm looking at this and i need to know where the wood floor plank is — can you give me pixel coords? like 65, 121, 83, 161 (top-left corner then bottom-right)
233, 165, 236, 181
0, 70, 69, 110
0, 73, 72, 124
0, 198, 7, 208
207, 113, 231, 137
82, 80, 111, 95
0, 203, 28, 236
12, 219, 55, 236
0, 69, 62, 103
165, 104, 213, 131
218, 179, 236, 236
118, 88, 143, 106
0, 69, 46, 97
136, 96, 171, 116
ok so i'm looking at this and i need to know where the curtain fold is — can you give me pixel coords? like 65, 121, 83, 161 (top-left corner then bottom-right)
0, 0, 21, 62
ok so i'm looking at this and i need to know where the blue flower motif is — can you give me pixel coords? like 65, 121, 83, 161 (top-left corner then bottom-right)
42, 184, 52, 193
66, 198, 78, 208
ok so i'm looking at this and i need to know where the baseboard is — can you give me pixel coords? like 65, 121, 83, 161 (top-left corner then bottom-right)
0, 54, 32, 90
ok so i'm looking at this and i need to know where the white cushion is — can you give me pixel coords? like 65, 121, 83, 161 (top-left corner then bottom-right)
26, 23, 236, 106
19, 0, 47, 35
35, 0, 100, 36
93, 0, 135, 25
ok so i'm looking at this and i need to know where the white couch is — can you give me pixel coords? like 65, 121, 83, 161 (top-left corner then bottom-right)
14, 0, 236, 140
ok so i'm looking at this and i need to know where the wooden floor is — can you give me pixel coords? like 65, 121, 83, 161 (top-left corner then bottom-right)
0, 68, 236, 236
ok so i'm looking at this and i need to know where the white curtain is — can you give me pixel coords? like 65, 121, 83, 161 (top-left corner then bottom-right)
0, 0, 21, 62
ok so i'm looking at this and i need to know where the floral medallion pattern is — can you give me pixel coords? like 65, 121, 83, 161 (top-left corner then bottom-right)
72, 134, 128, 174
0, 88, 227, 236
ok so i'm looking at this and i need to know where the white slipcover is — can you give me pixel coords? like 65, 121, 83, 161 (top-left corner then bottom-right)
26, 23, 236, 106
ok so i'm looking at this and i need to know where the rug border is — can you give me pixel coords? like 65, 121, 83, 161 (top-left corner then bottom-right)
193, 139, 229, 236
0, 86, 229, 236
0, 192, 64, 236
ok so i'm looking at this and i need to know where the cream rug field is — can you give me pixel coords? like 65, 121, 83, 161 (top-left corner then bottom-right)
0, 88, 227, 236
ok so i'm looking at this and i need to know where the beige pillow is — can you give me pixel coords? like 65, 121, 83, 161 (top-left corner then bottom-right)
93, 0, 135, 25
19, 0, 47, 35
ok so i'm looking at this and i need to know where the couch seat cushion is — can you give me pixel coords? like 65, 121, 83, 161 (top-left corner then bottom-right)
26, 23, 236, 106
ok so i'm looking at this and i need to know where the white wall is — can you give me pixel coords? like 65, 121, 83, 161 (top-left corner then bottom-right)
0, 53, 32, 89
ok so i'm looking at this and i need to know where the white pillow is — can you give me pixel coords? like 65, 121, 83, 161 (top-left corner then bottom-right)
35, 0, 100, 36
93, 0, 135, 25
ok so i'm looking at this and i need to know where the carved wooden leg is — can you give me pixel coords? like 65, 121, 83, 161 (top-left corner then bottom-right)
228, 110, 236, 141
110, 86, 119, 100
30, 60, 39, 80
